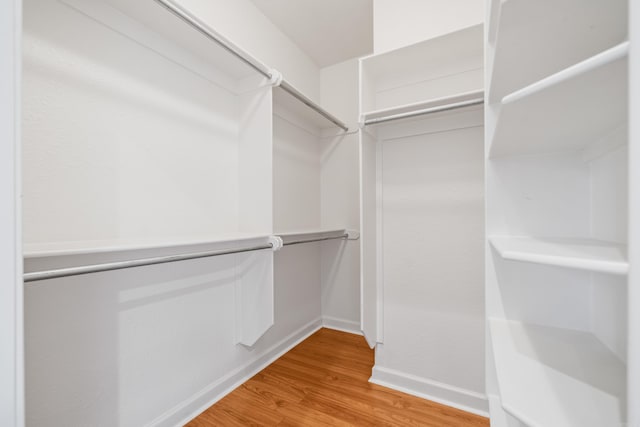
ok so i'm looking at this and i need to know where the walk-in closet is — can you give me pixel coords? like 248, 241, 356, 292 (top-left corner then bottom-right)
1, 0, 637, 426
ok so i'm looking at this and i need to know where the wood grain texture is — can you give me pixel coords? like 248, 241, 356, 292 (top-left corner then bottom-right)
187, 328, 489, 426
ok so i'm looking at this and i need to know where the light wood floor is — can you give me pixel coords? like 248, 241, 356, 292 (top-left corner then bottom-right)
187, 328, 489, 426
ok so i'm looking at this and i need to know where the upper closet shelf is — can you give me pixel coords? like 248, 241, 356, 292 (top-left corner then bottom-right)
361, 89, 484, 126
79, 0, 347, 130
489, 236, 628, 275
23, 233, 274, 259
489, 42, 628, 158
360, 24, 483, 114
489, 318, 626, 427
488, 0, 628, 103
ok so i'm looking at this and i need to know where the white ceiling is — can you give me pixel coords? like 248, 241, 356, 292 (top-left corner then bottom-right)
250, 0, 373, 68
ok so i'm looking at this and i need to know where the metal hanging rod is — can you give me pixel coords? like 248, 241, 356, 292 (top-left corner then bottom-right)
24, 243, 274, 283
23, 233, 353, 283
153, 0, 348, 132
363, 97, 485, 126
154, 0, 273, 79
279, 81, 349, 131
282, 233, 349, 247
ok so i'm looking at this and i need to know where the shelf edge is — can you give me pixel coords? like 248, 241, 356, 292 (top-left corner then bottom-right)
502, 42, 629, 106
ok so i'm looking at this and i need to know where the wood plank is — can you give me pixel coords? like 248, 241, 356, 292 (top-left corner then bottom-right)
186, 328, 489, 426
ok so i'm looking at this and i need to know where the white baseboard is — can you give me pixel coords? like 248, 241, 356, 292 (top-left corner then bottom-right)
370, 365, 489, 418
321, 316, 362, 335
149, 318, 323, 427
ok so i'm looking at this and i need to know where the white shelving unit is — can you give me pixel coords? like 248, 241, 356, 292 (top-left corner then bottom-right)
360, 24, 483, 115
22, 1, 357, 422
489, 319, 626, 427
487, 0, 628, 103
485, 0, 631, 425
490, 42, 629, 157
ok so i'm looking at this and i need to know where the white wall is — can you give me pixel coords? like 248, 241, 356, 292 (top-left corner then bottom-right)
22, 0, 250, 246
373, 0, 483, 54
177, 0, 321, 101
319, 59, 362, 333
370, 108, 487, 414
0, 1, 23, 425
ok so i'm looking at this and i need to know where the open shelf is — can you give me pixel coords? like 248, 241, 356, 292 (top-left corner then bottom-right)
488, 0, 627, 103
490, 43, 628, 158
489, 318, 626, 427
360, 24, 483, 113
23, 233, 273, 259
489, 236, 628, 275
361, 89, 484, 126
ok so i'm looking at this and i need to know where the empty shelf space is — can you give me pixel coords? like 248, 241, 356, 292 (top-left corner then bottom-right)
361, 90, 484, 126
489, 318, 626, 427
360, 24, 483, 112
488, 0, 627, 102
489, 43, 628, 158
489, 236, 628, 275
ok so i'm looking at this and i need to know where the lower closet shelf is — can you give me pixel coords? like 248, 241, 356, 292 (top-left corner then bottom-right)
489, 318, 626, 427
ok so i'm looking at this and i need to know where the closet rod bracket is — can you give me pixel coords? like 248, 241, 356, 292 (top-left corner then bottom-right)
268, 235, 284, 251
268, 69, 283, 87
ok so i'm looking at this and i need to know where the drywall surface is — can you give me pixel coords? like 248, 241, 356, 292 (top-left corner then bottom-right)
22, 0, 245, 246
373, 0, 483, 54
320, 58, 360, 127
320, 132, 361, 332
272, 113, 321, 233
177, 0, 321, 101
372, 111, 486, 413
319, 59, 361, 332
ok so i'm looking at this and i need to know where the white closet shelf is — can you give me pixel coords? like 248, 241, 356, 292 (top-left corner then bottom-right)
360, 24, 483, 113
488, 0, 627, 103
361, 89, 484, 126
489, 43, 628, 158
489, 236, 628, 275
489, 318, 626, 427
23, 232, 273, 258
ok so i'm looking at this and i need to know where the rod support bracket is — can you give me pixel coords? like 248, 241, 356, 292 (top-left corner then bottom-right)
268, 69, 283, 87
346, 230, 360, 240
268, 235, 284, 251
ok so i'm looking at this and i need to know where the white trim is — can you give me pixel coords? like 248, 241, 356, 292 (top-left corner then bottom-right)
628, 0, 640, 424
149, 318, 322, 427
322, 316, 362, 335
369, 366, 489, 418
0, 0, 23, 425
375, 137, 384, 343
